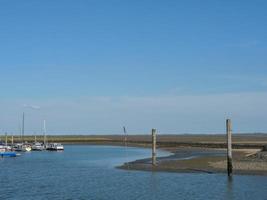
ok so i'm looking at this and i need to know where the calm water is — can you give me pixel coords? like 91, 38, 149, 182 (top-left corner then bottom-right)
1, 145, 267, 200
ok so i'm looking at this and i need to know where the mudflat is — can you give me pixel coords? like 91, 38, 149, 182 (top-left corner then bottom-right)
119, 147, 267, 175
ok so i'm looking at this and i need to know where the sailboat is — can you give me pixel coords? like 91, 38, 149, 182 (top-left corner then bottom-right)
32, 136, 44, 151
32, 120, 46, 151
43, 120, 48, 149
43, 120, 64, 151
14, 112, 31, 152
46, 143, 64, 151
0, 133, 17, 157
0, 144, 17, 157
13, 143, 31, 152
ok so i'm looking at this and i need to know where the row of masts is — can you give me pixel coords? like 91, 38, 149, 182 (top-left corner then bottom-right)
1, 112, 47, 145
1, 115, 64, 152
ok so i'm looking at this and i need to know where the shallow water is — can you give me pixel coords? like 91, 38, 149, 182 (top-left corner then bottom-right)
0, 145, 267, 200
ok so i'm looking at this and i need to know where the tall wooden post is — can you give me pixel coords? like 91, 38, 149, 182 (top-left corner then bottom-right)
152, 129, 157, 166
226, 119, 233, 177
11, 134, 14, 145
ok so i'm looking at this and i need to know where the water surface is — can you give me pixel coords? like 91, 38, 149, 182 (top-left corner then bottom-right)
0, 145, 267, 200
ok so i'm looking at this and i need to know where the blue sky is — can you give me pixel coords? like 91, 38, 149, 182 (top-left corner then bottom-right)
0, 0, 267, 134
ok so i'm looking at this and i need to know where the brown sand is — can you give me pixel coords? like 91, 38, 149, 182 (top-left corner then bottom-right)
118, 148, 267, 175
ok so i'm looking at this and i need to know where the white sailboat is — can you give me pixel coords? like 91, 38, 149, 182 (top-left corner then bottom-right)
32, 136, 44, 151
46, 143, 64, 151
43, 120, 48, 149
43, 120, 64, 151
14, 112, 31, 152
13, 143, 31, 152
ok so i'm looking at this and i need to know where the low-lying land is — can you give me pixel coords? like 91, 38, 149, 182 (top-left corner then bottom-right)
3, 133, 267, 148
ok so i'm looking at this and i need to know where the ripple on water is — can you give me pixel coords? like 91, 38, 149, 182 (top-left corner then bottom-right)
1, 145, 267, 200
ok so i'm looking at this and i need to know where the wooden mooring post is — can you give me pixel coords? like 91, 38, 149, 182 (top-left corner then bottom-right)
152, 129, 157, 166
226, 119, 233, 177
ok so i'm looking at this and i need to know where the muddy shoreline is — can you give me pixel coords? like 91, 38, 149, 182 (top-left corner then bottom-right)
118, 147, 267, 176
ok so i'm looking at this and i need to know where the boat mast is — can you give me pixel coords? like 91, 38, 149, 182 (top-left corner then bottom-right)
22, 112, 25, 143
5, 132, 7, 146
19, 124, 22, 143
43, 120, 47, 145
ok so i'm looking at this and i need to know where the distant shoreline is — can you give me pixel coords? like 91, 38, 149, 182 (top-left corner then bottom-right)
3, 134, 267, 149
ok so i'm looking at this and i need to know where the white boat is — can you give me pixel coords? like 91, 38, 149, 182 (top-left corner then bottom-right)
14, 143, 32, 152
0, 145, 6, 153
0, 139, 12, 151
46, 143, 64, 151
24, 145, 32, 152
0, 145, 12, 152
0, 134, 12, 152
31, 142, 44, 151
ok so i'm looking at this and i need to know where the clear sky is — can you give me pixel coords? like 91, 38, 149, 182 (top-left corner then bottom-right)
0, 0, 267, 134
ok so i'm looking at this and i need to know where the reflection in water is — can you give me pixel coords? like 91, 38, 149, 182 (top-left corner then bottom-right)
226, 176, 234, 200
149, 172, 160, 199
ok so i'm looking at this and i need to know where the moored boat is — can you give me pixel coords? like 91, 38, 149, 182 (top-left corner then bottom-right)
13, 143, 32, 152
46, 143, 64, 151
0, 144, 17, 157
31, 142, 44, 151
0, 152, 17, 157
0, 144, 6, 152
0, 144, 11, 152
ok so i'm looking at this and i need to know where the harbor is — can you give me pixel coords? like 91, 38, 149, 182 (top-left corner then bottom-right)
1, 129, 267, 175
0, 139, 64, 157
0, 133, 64, 158
0, 115, 64, 158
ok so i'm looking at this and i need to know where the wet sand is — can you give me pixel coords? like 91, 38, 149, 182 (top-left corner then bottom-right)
118, 147, 267, 175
